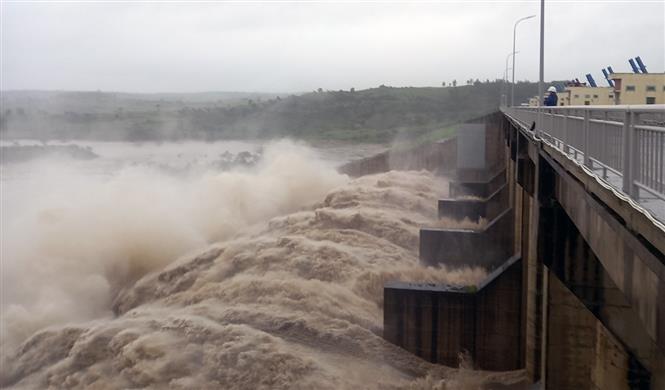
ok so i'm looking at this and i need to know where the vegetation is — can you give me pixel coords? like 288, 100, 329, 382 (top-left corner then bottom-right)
1, 81, 539, 144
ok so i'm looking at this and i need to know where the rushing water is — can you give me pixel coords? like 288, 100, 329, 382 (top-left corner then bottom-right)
0, 140, 523, 389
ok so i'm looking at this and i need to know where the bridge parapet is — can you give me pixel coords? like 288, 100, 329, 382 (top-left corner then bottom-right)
504, 105, 665, 221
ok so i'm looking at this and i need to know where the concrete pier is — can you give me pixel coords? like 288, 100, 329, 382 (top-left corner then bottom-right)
384, 255, 522, 370
438, 183, 508, 223
419, 208, 514, 269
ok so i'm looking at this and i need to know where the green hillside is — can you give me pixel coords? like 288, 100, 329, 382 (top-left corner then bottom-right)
1, 81, 539, 143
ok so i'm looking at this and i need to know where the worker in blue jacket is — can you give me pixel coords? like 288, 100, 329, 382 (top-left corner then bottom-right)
544, 86, 558, 106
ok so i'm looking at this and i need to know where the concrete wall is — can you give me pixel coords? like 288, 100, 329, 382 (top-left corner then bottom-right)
456, 123, 486, 170
387, 112, 520, 372
474, 256, 524, 370
420, 208, 514, 270
455, 112, 506, 184
540, 200, 661, 383
505, 124, 543, 382
384, 256, 522, 370
547, 275, 642, 390
339, 111, 503, 180
449, 168, 507, 198
438, 183, 509, 223
384, 283, 474, 366
338, 137, 456, 177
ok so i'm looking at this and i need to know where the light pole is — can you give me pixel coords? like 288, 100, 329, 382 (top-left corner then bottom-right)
538, 0, 545, 107
537, 0, 545, 139
511, 14, 536, 106
502, 51, 518, 107
505, 51, 518, 82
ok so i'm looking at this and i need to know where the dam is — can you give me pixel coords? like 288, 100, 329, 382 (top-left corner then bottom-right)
379, 105, 665, 389
1, 108, 663, 389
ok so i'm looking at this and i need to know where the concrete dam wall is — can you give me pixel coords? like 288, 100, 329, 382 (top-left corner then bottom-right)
338, 137, 457, 177
379, 110, 665, 389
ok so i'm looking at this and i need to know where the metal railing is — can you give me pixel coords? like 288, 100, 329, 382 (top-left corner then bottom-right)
503, 105, 665, 204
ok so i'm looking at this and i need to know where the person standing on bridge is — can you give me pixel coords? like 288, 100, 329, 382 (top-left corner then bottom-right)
544, 86, 558, 106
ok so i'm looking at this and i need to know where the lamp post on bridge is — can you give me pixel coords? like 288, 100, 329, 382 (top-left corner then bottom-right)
505, 51, 519, 82
511, 14, 536, 106
502, 51, 518, 107
538, 0, 545, 106
537, 0, 545, 137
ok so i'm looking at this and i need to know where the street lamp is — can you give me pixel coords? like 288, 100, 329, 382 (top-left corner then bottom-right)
511, 14, 536, 106
505, 51, 519, 82
537, 0, 545, 137
538, 0, 545, 109
502, 51, 518, 107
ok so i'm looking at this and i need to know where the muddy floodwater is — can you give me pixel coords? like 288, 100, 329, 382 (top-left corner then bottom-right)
0, 140, 524, 389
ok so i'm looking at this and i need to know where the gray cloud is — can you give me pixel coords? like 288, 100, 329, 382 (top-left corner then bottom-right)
2, 1, 663, 93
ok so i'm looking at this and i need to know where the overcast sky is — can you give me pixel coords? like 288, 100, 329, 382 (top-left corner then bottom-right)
1, 1, 663, 93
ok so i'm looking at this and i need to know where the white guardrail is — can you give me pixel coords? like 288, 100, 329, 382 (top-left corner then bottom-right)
503, 105, 665, 204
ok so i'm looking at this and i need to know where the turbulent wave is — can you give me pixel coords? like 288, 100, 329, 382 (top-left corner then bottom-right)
1, 143, 523, 389
1, 141, 346, 349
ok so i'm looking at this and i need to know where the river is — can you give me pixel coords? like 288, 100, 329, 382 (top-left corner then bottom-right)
0, 139, 523, 389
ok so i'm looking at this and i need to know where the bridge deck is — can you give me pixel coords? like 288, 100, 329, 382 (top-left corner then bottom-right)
504, 105, 665, 223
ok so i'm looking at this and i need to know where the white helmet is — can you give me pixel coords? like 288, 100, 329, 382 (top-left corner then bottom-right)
547, 86, 557, 92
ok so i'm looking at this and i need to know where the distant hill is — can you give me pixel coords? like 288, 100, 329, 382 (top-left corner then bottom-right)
1, 82, 539, 143
0, 90, 282, 114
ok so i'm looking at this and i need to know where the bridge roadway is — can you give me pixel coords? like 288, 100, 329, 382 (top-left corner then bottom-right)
380, 106, 665, 389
